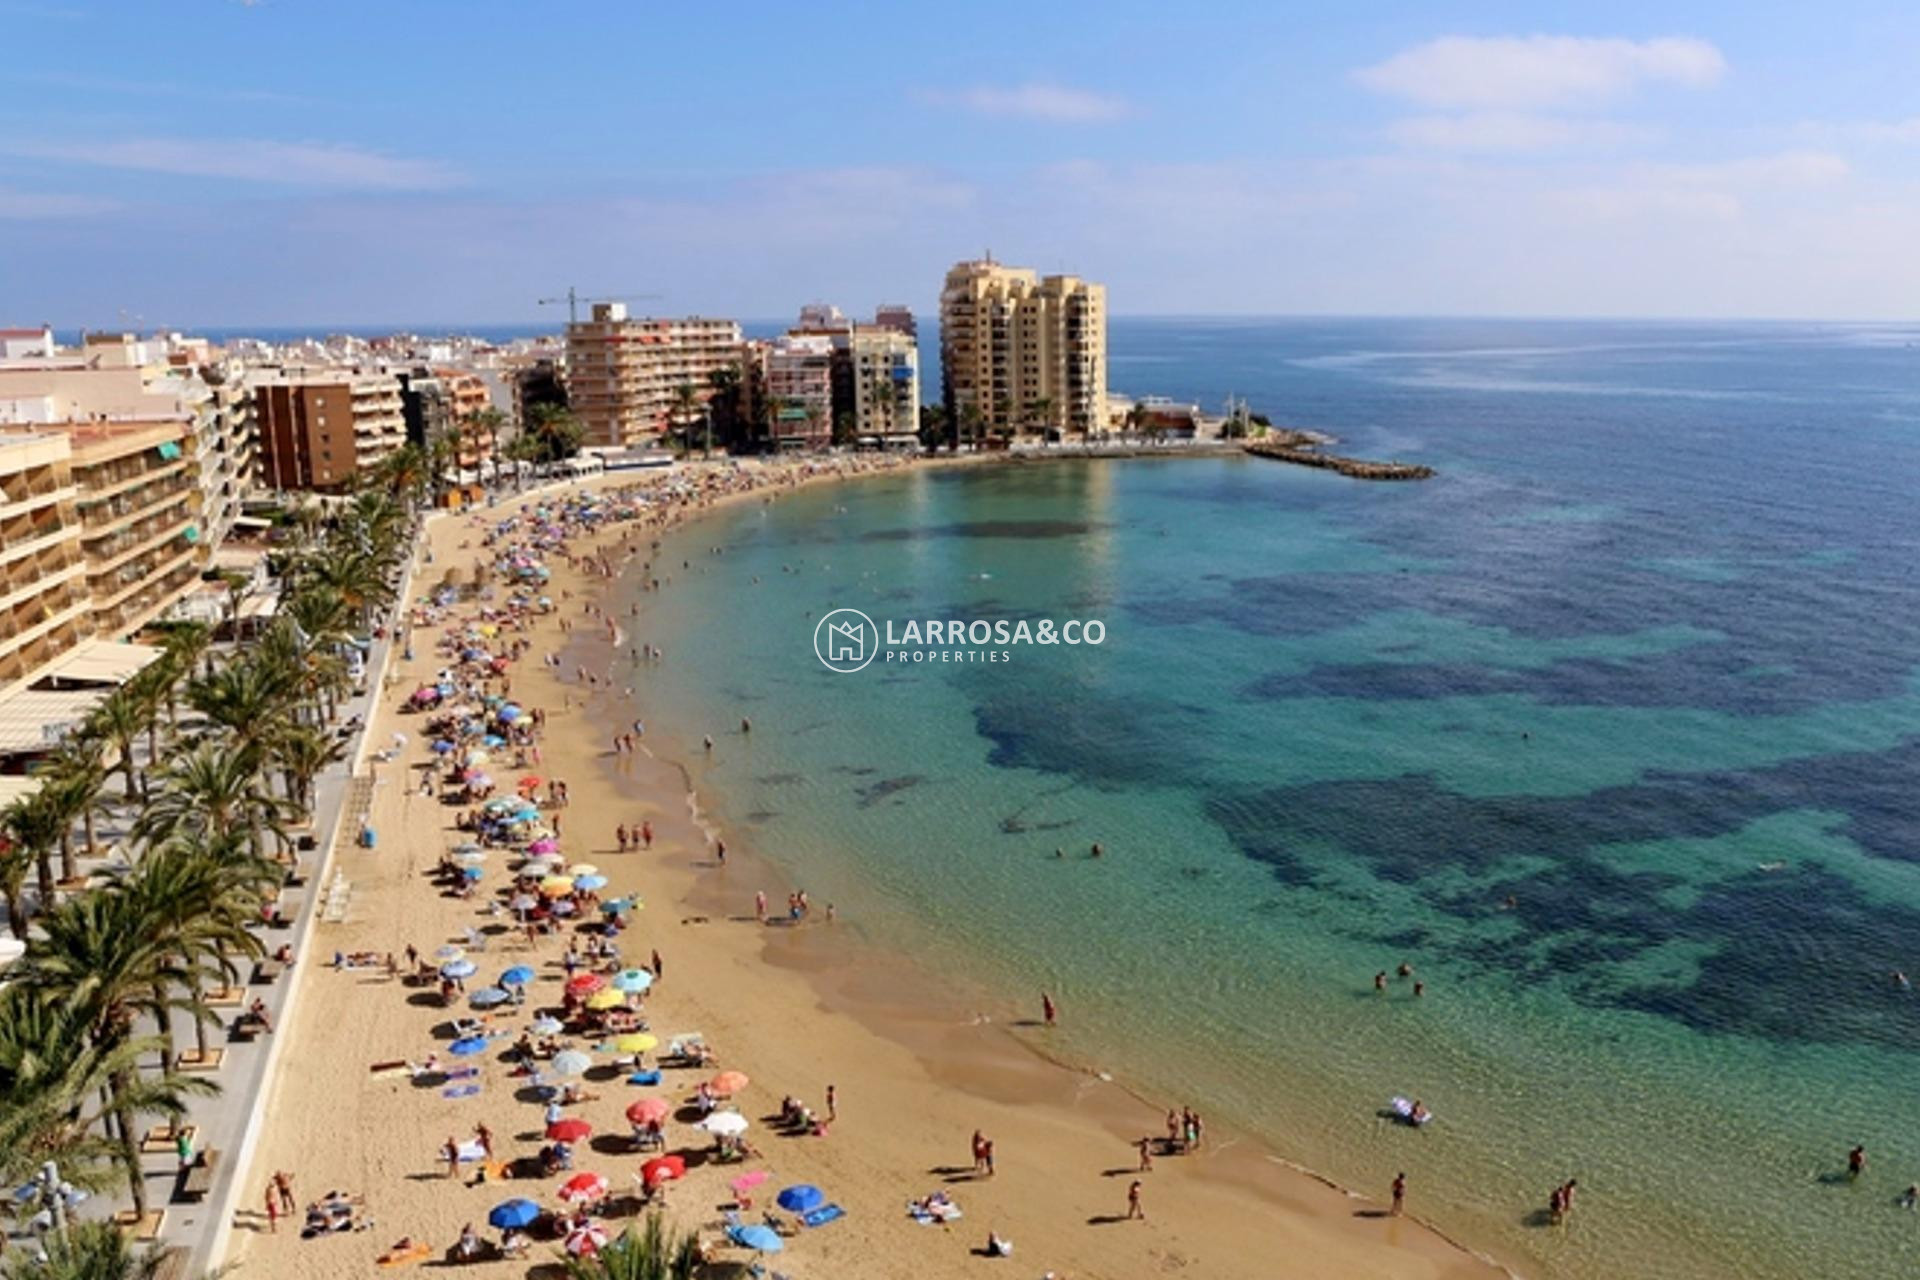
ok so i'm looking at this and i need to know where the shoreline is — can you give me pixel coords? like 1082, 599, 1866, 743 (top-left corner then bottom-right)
226, 453, 1504, 1280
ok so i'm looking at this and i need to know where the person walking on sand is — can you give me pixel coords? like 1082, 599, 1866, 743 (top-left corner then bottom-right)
1127, 1180, 1145, 1220
1137, 1137, 1154, 1172
274, 1170, 295, 1216
264, 1182, 279, 1234
1391, 1171, 1406, 1216
1042, 992, 1057, 1027
641, 820, 653, 849
827, 1084, 837, 1121
971, 1130, 987, 1175
755, 891, 767, 922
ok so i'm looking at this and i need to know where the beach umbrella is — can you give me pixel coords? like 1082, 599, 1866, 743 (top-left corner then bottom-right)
530, 1016, 564, 1036
518, 775, 543, 790
431, 738, 455, 753
527, 836, 560, 853
708, 1070, 750, 1097
567, 863, 600, 878
470, 987, 511, 1008
546, 1117, 593, 1143
611, 969, 653, 995
556, 1171, 608, 1203
699, 1112, 749, 1137
728, 1223, 783, 1254
448, 1036, 489, 1056
481, 734, 506, 748
565, 973, 604, 997
600, 898, 635, 915
487, 1198, 540, 1230
510, 893, 538, 913
574, 874, 608, 892
584, 989, 624, 1011
564, 1223, 607, 1257
549, 1049, 593, 1077
452, 841, 481, 854
454, 851, 488, 868
550, 900, 577, 917
540, 876, 574, 897
611, 1032, 658, 1055
435, 944, 466, 960
729, 1170, 770, 1196
640, 1155, 686, 1188
461, 866, 484, 881
777, 1184, 824, 1213
625, 1098, 670, 1125
500, 965, 535, 987
497, 705, 523, 722
441, 958, 477, 980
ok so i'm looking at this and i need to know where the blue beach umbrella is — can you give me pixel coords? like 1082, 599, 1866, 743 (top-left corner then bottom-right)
728, 1223, 783, 1253
448, 1036, 489, 1056
599, 898, 631, 915
573, 874, 608, 891
431, 739, 455, 754
529, 1016, 564, 1036
612, 969, 653, 994
470, 987, 511, 1008
776, 1184, 824, 1213
488, 1198, 540, 1230
481, 734, 506, 747
497, 705, 523, 722
500, 965, 535, 987
461, 865, 484, 881
435, 944, 465, 959
441, 959, 477, 979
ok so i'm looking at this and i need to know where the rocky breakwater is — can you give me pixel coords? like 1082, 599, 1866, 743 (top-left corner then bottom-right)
1244, 433, 1434, 481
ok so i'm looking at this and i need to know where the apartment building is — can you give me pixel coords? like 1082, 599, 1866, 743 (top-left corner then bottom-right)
67, 418, 207, 636
939, 259, 1107, 441
255, 370, 405, 493
0, 432, 88, 693
762, 335, 837, 449
564, 304, 741, 447
850, 328, 920, 446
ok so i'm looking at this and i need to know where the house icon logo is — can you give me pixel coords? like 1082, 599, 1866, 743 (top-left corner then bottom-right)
813, 608, 880, 673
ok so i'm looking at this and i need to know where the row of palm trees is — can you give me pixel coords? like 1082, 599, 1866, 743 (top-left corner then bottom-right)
0, 487, 416, 1276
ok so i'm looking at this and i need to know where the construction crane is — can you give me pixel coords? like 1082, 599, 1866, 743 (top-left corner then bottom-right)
537, 288, 661, 326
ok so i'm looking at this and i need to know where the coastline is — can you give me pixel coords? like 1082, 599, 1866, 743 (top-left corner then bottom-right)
225, 454, 1504, 1280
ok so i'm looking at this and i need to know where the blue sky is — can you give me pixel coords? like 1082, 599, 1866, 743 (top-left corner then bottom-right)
4, 0, 1920, 325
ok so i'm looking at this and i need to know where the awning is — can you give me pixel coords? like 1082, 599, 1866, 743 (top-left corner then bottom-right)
0, 688, 108, 754
182, 525, 200, 544
0, 774, 44, 808
156, 441, 182, 460
238, 593, 280, 620
39, 639, 163, 688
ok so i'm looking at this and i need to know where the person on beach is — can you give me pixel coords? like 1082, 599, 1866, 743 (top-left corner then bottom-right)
971, 1130, 988, 1175
274, 1170, 296, 1215
651, 948, 663, 979
1374, 971, 1387, 991
1042, 992, 1057, 1027
1851, 1145, 1868, 1178
1127, 1180, 1145, 1220
827, 1084, 837, 1121
715, 838, 726, 866
1391, 1171, 1406, 1216
264, 1182, 280, 1233
1138, 1137, 1154, 1172
641, 821, 653, 849
1397, 962, 1413, 979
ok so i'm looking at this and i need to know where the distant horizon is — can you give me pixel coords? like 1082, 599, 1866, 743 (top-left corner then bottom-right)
38, 312, 1920, 339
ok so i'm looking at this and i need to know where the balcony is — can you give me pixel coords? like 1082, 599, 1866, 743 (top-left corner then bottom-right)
0, 468, 78, 520
0, 543, 85, 614
0, 612, 89, 690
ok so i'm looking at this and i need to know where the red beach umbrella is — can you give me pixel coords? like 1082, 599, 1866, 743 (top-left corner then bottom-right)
546, 1117, 593, 1143
566, 973, 605, 998
640, 1155, 686, 1187
626, 1098, 671, 1125
557, 1171, 609, 1203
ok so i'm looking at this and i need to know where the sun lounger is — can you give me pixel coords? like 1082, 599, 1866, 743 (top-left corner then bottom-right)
442, 1083, 480, 1099
376, 1241, 431, 1267
800, 1204, 845, 1228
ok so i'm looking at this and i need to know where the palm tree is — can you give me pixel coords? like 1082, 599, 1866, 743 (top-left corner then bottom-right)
669, 382, 701, 455
522, 403, 584, 465
463, 408, 507, 481
0, 1219, 195, 1280
187, 659, 295, 762
135, 741, 284, 858
135, 836, 270, 1066
555, 1214, 699, 1280
2, 788, 66, 916
270, 723, 345, 823
0, 987, 212, 1206
20, 889, 213, 1215
87, 686, 151, 804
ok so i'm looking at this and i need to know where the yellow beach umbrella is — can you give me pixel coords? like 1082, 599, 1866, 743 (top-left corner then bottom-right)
612, 1032, 658, 1054
567, 863, 600, 878
584, 989, 624, 1011
540, 875, 575, 897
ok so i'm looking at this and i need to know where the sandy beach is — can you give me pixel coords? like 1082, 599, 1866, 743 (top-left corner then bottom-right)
221, 456, 1503, 1280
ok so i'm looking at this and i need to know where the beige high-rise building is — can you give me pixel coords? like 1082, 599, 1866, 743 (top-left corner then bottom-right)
0, 432, 87, 693
939, 259, 1106, 441
565, 304, 742, 448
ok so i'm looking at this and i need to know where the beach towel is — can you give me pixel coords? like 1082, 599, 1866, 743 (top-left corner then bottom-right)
376, 1241, 430, 1266
455, 1139, 487, 1162
447, 1067, 479, 1081
626, 1069, 662, 1086
910, 1204, 962, 1225
442, 1084, 481, 1099
801, 1204, 846, 1228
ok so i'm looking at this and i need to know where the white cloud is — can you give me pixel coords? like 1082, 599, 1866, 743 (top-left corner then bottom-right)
1387, 112, 1647, 152
1652, 150, 1850, 188
1794, 117, 1920, 145
924, 83, 1131, 123
1357, 35, 1726, 109
0, 187, 118, 218
0, 137, 460, 190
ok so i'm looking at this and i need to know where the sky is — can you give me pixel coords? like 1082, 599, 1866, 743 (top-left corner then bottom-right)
4, 0, 1920, 326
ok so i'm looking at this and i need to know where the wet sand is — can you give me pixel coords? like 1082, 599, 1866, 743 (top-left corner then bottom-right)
223, 458, 1504, 1279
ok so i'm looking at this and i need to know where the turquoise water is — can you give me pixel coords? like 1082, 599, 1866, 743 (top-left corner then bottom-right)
626, 320, 1920, 1279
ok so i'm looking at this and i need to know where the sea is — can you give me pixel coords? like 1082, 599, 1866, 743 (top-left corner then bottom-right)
614, 317, 1919, 1279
